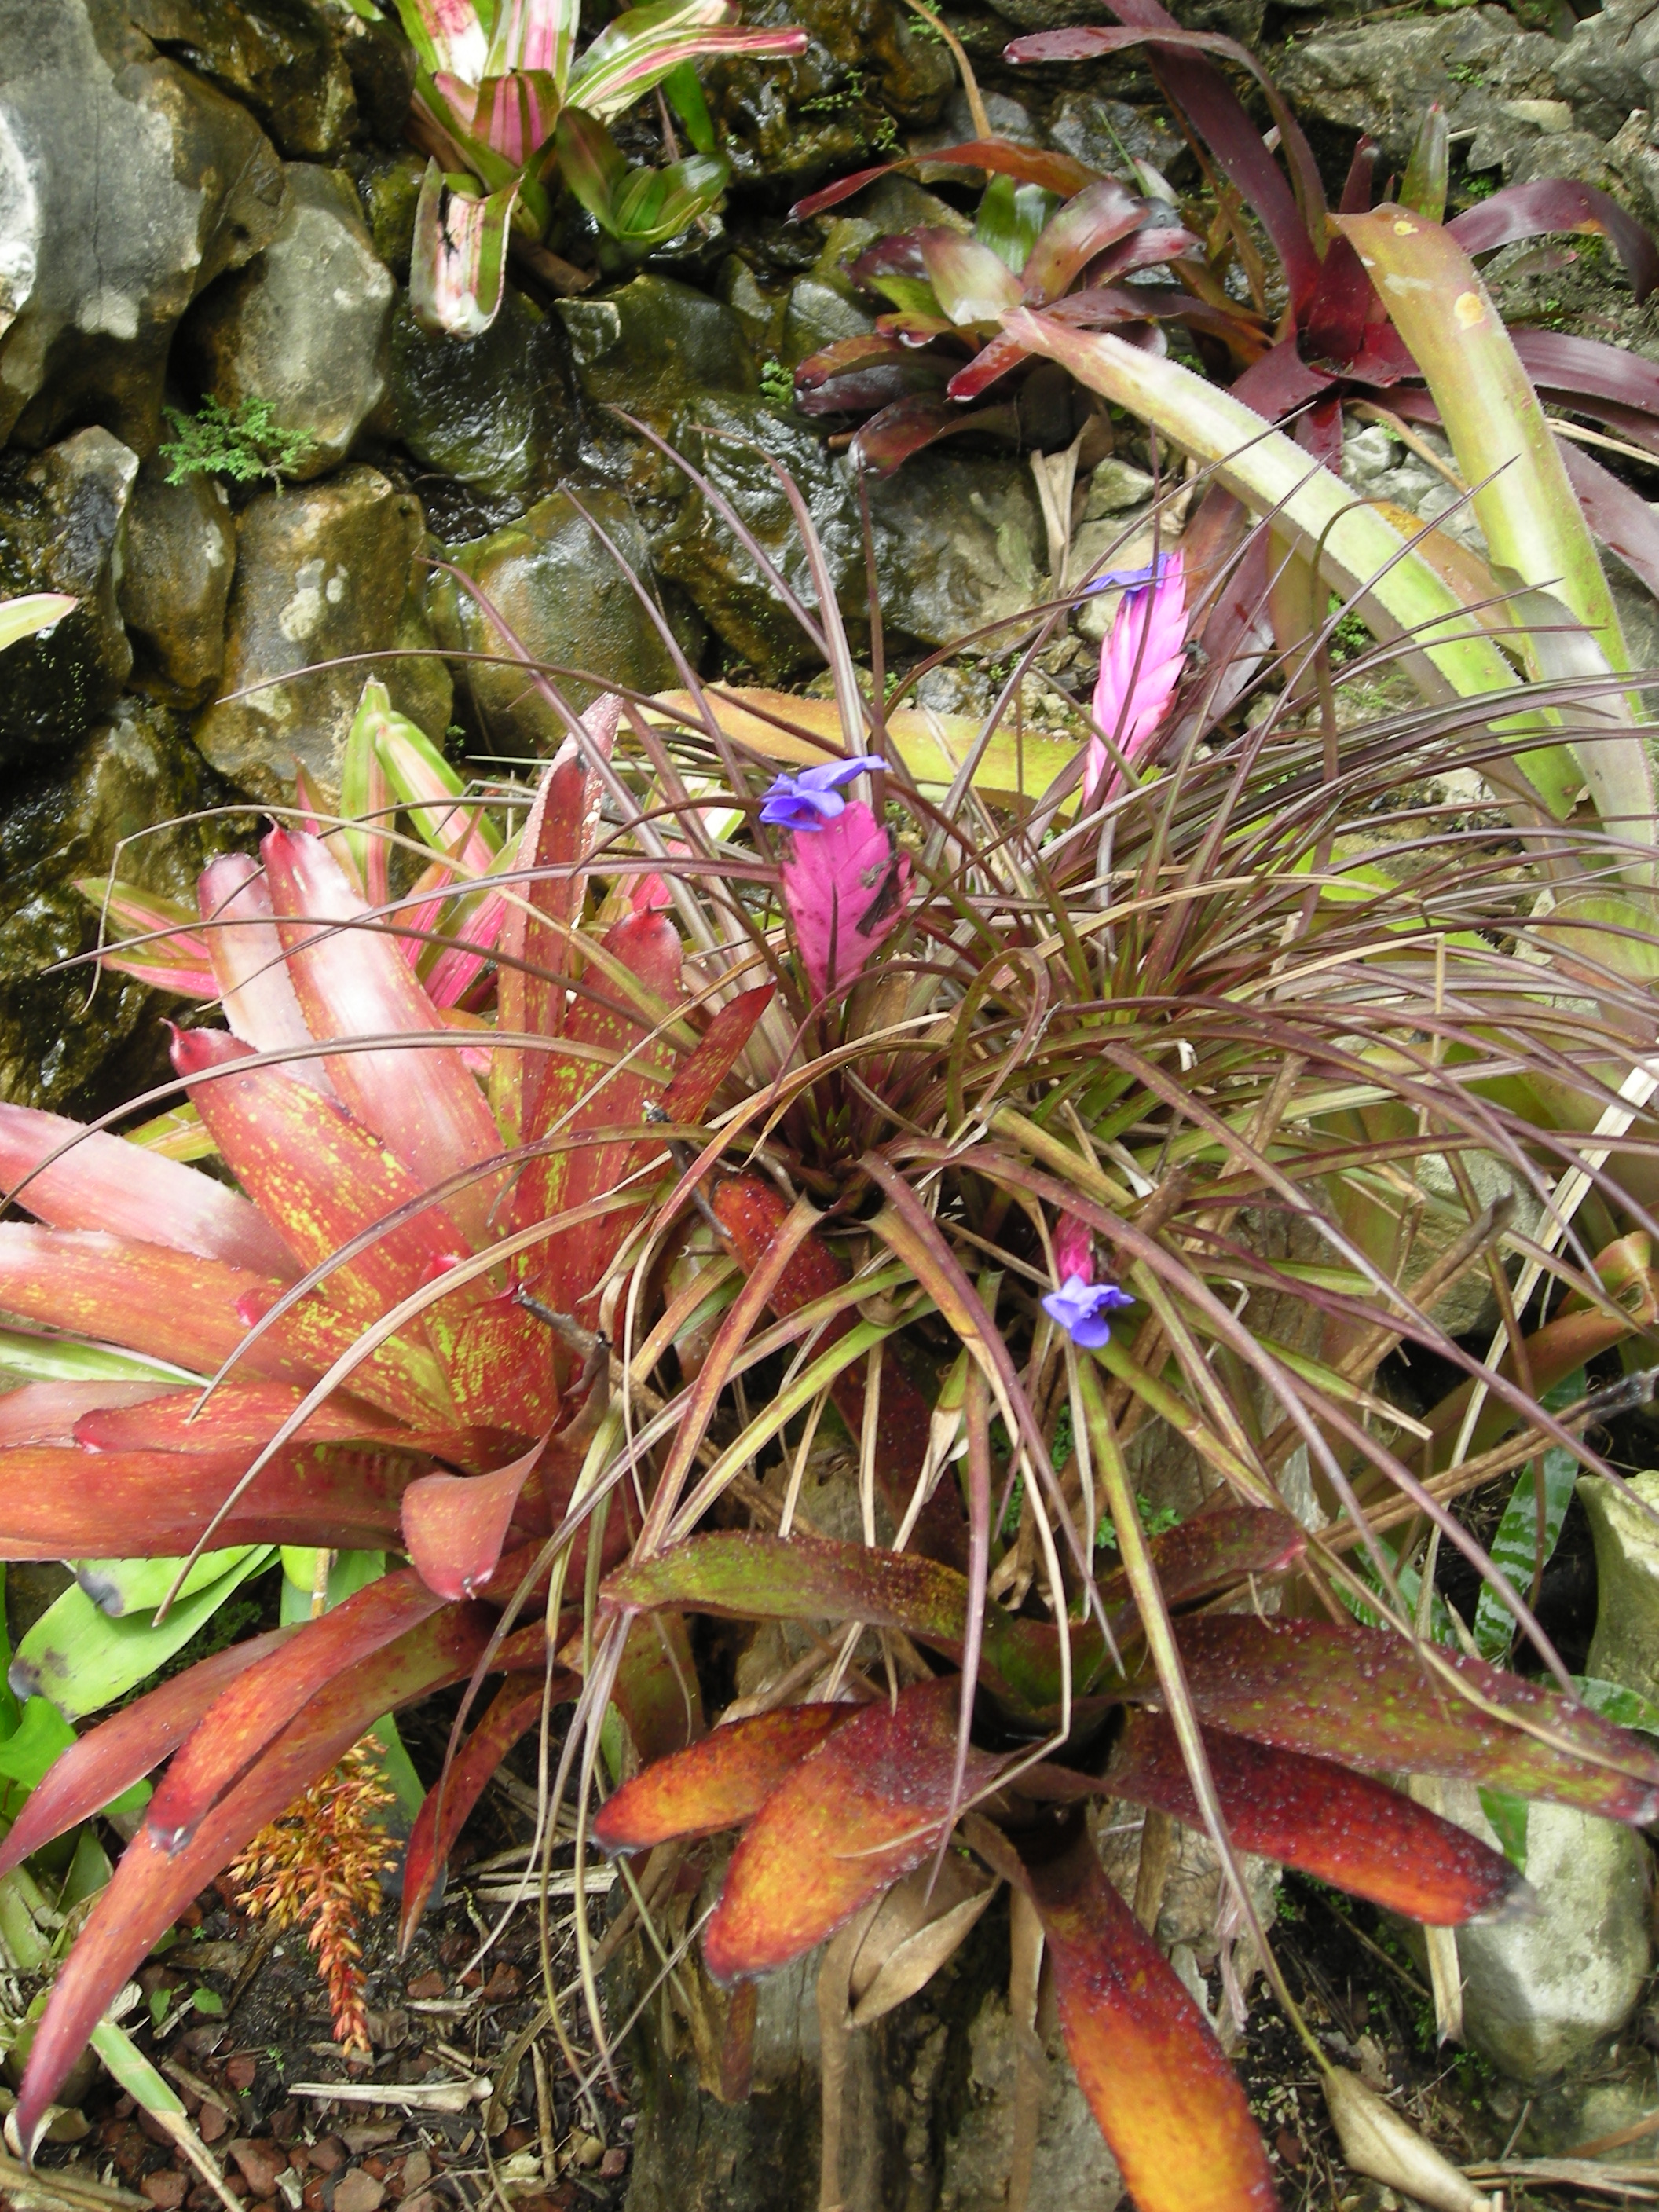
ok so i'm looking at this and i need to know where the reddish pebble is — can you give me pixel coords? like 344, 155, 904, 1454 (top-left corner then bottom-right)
438, 1933, 469, 1966
499, 2126, 534, 2154
198, 2104, 229, 2146
309, 2137, 347, 2174
224, 2056, 257, 2092
227, 2140, 289, 2197
1276, 2130, 1305, 2167
269, 2105, 301, 2144
332, 2168, 387, 2212
405, 1971, 445, 2001
302, 2185, 325, 2212
482, 1964, 522, 2002
141, 2171, 189, 2209
599, 2148, 627, 2180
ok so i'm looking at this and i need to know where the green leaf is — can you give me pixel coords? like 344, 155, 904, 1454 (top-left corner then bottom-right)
975, 174, 1053, 273
190, 1989, 224, 2016
13, 1551, 276, 1721
1478, 1785, 1529, 1872
1399, 105, 1448, 224
1334, 208, 1657, 857
1574, 1674, 1659, 1734
0, 1332, 186, 1386
1473, 1368, 1583, 1661
662, 58, 716, 153
1002, 313, 1586, 826
279, 1548, 386, 1624
0, 1700, 76, 1791
75, 1549, 264, 1622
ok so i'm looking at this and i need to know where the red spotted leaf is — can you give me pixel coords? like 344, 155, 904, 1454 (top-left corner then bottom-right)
17, 1602, 496, 2149
0, 1381, 170, 1449
401, 1440, 544, 1600
144, 1569, 449, 1851
171, 1027, 472, 1331
702, 1679, 1008, 1982
594, 1703, 853, 1854
71, 1382, 443, 1456
1107, 1712, 1524, 1925
196, 854, 335, 1090
661, 984, 775, 1126
0, 1443, 415, 1558
262, 829, 505, 1243
1020, 1816, 1278, 2212
1168, 1616, 1659, 1822
0, 1101, 297, 1283
0, 1630, 297, 1880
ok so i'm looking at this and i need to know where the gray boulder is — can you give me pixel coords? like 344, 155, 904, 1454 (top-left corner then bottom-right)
432, 488, 690, 750
0, 0, 285, 452
1444, 1784, 1651, 2085
192, 465, 450, 805
119, 462, 236, 707
187, 163, 395, 481
0, 427, 138, 768
125, 0, 358, 160
868, 452, 1047, 651
0, 698, 234, 1110
1277, 7, 1562, 172
1580, 1469, 1659, 1701
1555, 0, 1659, 141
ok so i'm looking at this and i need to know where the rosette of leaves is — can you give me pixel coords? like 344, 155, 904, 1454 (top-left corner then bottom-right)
793, 153, 1209, 474
0, 698, 784, 2149
393, 0, 807, 332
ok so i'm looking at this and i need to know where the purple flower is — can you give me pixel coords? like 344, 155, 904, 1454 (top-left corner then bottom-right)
1041, 1272, 1134, 1350
760, 756, 887, 832
1079, 551, 1180, 599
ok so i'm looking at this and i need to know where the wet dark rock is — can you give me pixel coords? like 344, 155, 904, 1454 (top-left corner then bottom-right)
192, 465, 450, 805
119, 461, 237, 707
1046, 91, 1185, 180
653, 395, 1046, 679
868, 450, 1047, 649
126, 0, 357, 160
654, 396, 862, 679
1276, 7, 1562, 172
789, 0, 956, 123
354, 150, 427, 279
0, 699, 238, 1109
431, 486, 692, 751
376, 291, 577, 507
0, 427, 139, 768
558, 274, 757, 419
186, 163, 396, 480
0, 0, 285, 453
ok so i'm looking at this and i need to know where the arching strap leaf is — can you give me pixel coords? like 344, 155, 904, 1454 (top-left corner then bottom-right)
702, 1678, 1007, 1982
143, 1569, 449, 1851
1450, 180, 1658, 302
594, 1702, 851, 1853
1019, 1814, 1279, 2212
0, 1101, 296, 1283
661, 984, 775, 1125
1105, 1712, 1525, 1925
0, 1630, 297, 1881
1167, 1616, 1659, 1822
0, 1444, 414, 1560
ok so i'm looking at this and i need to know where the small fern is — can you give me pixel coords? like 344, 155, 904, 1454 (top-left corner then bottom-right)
160, 396, 315, 491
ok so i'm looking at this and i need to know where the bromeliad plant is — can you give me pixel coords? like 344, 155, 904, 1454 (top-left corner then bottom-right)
393, 0, 807, 331
9, 446, 1659, 2207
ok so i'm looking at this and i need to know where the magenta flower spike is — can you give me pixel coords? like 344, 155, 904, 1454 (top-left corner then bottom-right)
1053, 1211, 1095, 1287
767, 760, 912, 1003
1086, 549, 1188, 804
